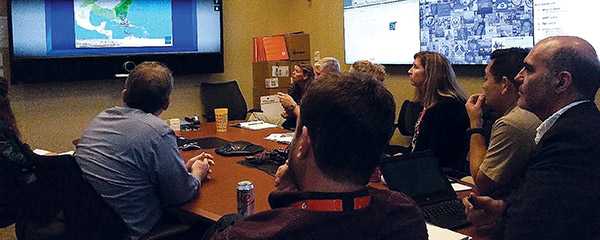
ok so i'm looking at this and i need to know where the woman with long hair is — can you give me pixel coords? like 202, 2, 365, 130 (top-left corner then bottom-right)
278, 63, 315, 129
407, 51, 470, 175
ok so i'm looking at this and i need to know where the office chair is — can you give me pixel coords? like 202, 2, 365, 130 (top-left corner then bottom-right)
200, 80, 251, 122
25, 154, 192, 240
385, 100, 423, 155
28, 154, 129, 240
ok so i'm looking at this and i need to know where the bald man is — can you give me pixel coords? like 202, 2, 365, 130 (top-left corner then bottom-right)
463, 36, 600, 239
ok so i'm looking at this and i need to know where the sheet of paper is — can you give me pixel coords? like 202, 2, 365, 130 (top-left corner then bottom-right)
33, 149, 53, 156
426, 223, 470, 240
265, 133, 295, 144
451, 183, 473, 192
60, 151, 75, 155
271, 65, 290, 77
260, 95, 284, 119
239, 121, 278, 130
264, 77, 279, 88
33, 149, 74, 156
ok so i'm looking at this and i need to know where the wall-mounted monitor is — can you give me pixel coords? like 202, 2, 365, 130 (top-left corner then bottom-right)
344, 0, 599, 65
9, 0, 223, 83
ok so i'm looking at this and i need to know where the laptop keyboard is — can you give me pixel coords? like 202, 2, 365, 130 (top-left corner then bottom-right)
421, 200, 469, 229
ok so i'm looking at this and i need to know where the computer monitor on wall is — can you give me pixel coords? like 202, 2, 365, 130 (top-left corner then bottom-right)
343, 0, 600, 65
9, 0, 224, 83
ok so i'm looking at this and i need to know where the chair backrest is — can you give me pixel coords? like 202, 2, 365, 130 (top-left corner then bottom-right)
397, 100, 423, 136
34, 154, 128, 240
200, 80, 248, 122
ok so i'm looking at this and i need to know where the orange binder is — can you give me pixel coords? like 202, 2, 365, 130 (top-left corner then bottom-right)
262, 35, 289, 61
253, 37, 266, 63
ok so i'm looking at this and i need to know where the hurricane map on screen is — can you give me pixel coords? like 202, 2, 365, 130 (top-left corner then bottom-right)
74, 0, 173, 48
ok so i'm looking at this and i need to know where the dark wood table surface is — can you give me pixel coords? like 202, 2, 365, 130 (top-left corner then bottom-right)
178, 122, 488, 239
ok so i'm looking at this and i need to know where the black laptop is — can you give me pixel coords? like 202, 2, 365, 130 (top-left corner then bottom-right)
380, 151, 469, 229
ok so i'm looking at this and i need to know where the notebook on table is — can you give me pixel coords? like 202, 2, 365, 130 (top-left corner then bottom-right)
380, 151, 469, 230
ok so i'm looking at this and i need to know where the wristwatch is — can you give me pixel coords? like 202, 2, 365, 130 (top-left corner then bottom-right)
466, 127, 485, 136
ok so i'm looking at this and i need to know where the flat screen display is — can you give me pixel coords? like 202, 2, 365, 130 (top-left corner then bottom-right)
344, 0, 599, 65
10, 0, 221, 59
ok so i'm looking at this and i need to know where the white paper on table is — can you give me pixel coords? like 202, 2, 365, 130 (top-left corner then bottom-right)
451, 183, 472, 192
33, 149, 53, 156
260, 95, 285, 119
33, 149, 74, 156
426, 223, 470, 240
265, 133, 295, 144
239, 121, 278, 130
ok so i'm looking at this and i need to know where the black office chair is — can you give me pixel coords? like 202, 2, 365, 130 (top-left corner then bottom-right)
385, 100, 423, 155
30, 154, 129, 240
200, 80, 251, 122
24, 154, 193, 240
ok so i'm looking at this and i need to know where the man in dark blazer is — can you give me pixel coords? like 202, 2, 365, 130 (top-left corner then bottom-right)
463, 36, 600, 239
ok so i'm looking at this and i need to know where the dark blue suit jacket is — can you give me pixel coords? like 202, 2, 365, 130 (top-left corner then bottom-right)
503, 102, 600, 240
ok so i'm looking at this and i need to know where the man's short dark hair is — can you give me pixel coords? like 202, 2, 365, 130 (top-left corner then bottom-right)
489, 47, 529, 83
123, 62, 174, 113
299, 72, 396, 185
546, 47, 600, 100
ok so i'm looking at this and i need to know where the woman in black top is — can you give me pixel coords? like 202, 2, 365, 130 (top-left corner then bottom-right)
407, 51, 470, 175
278, 64, 314, 129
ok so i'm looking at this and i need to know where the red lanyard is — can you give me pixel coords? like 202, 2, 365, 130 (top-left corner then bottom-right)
291, 196, 372, 212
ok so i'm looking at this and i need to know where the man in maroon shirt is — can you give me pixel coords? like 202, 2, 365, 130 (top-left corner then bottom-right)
210, 72, 427, 240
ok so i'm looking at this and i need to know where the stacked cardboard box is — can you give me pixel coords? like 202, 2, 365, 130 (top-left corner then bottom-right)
252, 32, 310, 109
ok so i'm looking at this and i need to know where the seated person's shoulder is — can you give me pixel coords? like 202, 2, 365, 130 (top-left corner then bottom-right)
435, 97, 464, 107
117, 107, 173, 137
429, 97, 467, 115
369, 188, 423, 216
500, 107, 541, 132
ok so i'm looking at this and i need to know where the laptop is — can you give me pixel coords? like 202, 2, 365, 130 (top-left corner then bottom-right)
380, 151, 469, 230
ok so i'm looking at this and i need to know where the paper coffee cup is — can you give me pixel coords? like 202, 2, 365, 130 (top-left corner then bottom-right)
169, 118, 181, 131
214, 108, 229, 132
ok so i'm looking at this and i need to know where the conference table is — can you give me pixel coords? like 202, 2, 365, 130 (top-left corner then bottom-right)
177, 122, 488, 240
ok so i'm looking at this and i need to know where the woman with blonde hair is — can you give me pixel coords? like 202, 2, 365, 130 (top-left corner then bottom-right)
406, 51, 470, 175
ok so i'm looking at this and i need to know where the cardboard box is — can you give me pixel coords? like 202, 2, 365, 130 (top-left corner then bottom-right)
285, 33, 311, 61
252, 59, 313, 108
253, 33, 310, 63
252, 61, 293, 108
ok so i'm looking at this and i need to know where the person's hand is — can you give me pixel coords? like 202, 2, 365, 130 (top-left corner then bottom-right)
189, 152, 215, 181
277, 92, 297, 113
274, 163, 298, 192
280, 111, 289, 119
186, 152, 213, 170
465, 94, 485, 128
462, 193, 505, 231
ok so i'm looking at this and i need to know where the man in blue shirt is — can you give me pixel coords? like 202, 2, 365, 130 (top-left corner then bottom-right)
75, 62, 213, 239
